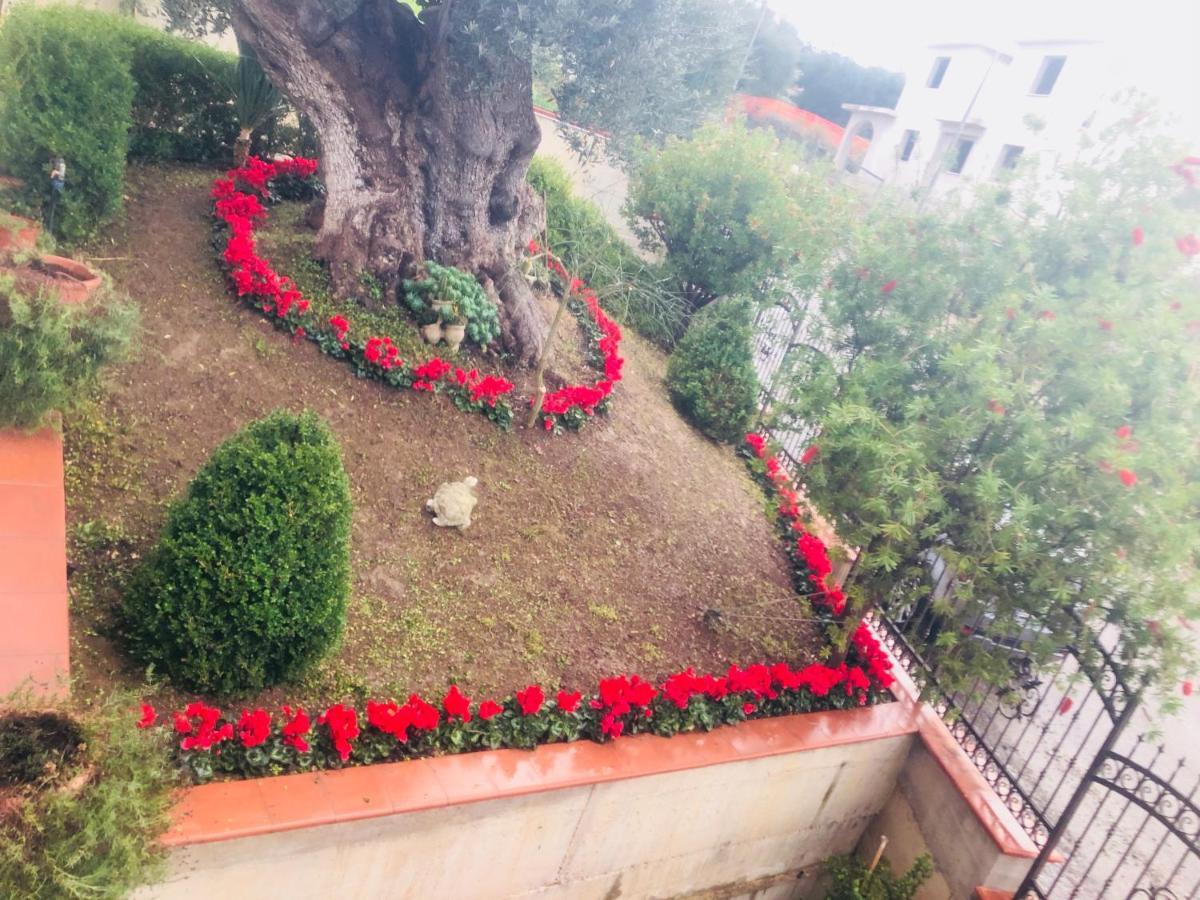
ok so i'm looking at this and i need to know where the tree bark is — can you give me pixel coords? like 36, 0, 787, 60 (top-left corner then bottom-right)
229, 0, 549, 362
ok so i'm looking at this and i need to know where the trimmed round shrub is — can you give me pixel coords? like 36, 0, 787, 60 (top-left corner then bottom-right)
0, 6, 134, 242
123, 410, 352, 694
666, 296, 759, 443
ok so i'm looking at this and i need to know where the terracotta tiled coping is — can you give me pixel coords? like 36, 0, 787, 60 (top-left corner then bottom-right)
877, 622, 1046, 862
163, 702, 917, 847
0, 420, 69, 697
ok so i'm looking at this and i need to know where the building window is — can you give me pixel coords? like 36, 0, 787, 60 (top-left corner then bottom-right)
927, 56, 951, 89
949, 138, 974, 174
899, 130, 919, 161
997, 144, 1024, 172
1031, 55, 1066, 95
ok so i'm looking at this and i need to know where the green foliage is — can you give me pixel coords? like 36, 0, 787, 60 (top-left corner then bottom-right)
0, 279, 138, 430
0, 6, 135, 242
403, 262, 501, 347
527, 156, 687, 347
121, 23, 239, 163
626, 122, 851, 309
823, 853, 934, 900
0, 693, 175, 899
123, 410, 353, 694
233, 39, 285, 139
666, 296, 758, 443
793, 48, 904, 126
779, 107, 1200, 694
0, 713, 85, 787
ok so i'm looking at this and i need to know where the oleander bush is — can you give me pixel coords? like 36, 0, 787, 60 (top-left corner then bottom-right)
665, 296, 758, 443
122, 410, 353, 694
527, 156, 687, 348
0, 278, 138, 430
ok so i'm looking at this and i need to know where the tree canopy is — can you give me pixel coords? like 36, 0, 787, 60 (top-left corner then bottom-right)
774, 106, 1200, 697
793, 47, 903, 124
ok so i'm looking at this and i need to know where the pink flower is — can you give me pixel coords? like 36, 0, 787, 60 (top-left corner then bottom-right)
1119, 469, 1138, 488
881, 279, 897, 294
1177, 234, 1200, 257
1058, 697, 1073, 716
1115, 425, 1132, 440
1131, 227, 1144, 246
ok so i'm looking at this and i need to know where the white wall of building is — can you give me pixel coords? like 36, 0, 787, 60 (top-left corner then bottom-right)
847, 40, 1113, 199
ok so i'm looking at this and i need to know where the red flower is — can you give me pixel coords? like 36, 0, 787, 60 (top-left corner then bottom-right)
987, 399, 1006, 416
1131, 227, 1144, 246
281, 706, 311, 753
527, 239, 539, 254
318, 704, 359, 762
800, 445, 820, 466
329, 314, 349, 334
1115, 425, 1132, 440
1177, 234, 1200, 257
136, 703, 156, 729
556, 690, 582, 713
1183, 681, 1194, 697
1038, 309, 1056, 321
1058, 697, 1073, 716
1118, 469, 1138, 488
443, 685, 472, 722
744, 432, 767, 458
1097, 319, 1113, 331
742, 702, 757, 716
515, 685, 544, 716
881, 279, 897, 294
173, 713, 192, 735
478, 700, 503, 720
236, 708, 271, 748
178, 702, 234, 752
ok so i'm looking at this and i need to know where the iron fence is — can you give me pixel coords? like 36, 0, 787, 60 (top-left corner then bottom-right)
751, 306, 1200, 899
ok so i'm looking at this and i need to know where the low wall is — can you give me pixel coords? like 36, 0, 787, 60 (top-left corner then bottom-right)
142, 705, 916, 899
0, 421, 69, 697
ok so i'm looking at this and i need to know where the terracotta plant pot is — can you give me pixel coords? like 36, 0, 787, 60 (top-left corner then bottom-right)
420, 322, 444, 344
31, 255, 103, 305
0, 214, 40, 255
443, 323, 466, 352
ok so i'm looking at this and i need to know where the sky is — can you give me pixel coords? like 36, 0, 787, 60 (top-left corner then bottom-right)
768, 0, 1200, 145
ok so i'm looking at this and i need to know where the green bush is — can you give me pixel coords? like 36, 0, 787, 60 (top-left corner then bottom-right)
121, 24, 238, 163
0, 6, 135, 242
625, 121, 850, 310
123, 410, 353, 694
527, 156, 687, 348
0, 693, 175, 899
402, 261, 501, 347
0, 278, 138, 430
823, 852, 933, 900
665, 296, 759, 442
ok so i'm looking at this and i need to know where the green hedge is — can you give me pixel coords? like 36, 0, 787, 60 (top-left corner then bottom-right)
527, 156, 687, 348
0, 6, 135, 243
121, 24, 238, 164
0, 277, 138, 430
123, 410, 352, 695
665, 296, 759, 443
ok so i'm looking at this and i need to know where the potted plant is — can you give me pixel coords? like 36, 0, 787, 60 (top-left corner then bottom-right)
441, 304, 467, 352
417, 307, 443, 344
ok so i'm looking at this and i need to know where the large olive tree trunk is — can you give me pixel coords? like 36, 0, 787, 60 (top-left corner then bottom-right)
230, 0, 548, 362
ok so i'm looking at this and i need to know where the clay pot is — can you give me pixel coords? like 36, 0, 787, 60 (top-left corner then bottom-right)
420, 321, 444, 344
31, 255, 102, 305
443, 323, 466, 352
0, 214, 40, 255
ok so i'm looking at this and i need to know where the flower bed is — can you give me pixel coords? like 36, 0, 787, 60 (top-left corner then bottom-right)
139, 649, 894, 783
210, 157, 624, 433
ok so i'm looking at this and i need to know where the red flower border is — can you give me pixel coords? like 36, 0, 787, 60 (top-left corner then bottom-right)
210, 157, 624, 433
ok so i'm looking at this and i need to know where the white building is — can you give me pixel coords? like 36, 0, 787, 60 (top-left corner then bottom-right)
835, 40, 1112, 198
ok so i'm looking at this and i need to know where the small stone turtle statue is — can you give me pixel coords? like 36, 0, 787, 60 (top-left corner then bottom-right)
426, 476, 479, 530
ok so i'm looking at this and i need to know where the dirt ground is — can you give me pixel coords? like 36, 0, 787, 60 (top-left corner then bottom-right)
64, 164, 818, 708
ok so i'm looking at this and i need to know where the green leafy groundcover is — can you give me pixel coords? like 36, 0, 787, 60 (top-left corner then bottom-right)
140, 637, 894, 783
212, 157, 625, 434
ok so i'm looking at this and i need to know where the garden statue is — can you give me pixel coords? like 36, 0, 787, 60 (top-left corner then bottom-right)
426, 476, 479, 531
